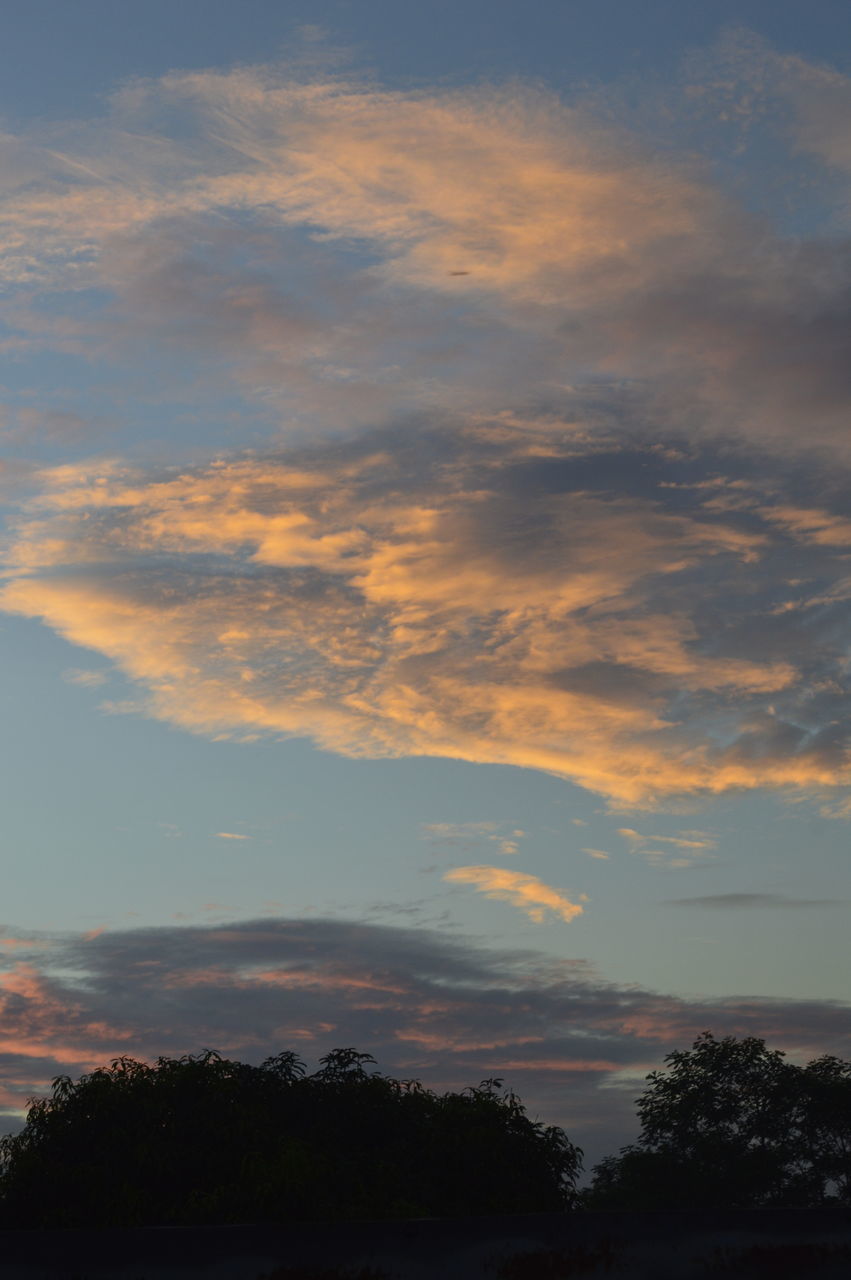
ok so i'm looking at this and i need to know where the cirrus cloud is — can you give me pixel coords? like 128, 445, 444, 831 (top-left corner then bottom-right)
1, 46, 851, 454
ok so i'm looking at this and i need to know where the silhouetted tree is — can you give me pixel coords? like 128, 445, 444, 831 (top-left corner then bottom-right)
584, 1032, 851, 1209
0, 1048, 582, 1227
797, 1054, 851, 1203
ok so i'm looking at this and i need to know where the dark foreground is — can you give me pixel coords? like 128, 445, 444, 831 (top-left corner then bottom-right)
0, 1209, 850, 1279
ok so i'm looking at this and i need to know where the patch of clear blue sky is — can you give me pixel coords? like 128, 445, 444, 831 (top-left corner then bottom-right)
0, 0, 849, 126
1, 0, 849, 1006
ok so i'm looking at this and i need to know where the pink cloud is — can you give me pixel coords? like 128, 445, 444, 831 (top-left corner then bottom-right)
0, 917, 845, 1166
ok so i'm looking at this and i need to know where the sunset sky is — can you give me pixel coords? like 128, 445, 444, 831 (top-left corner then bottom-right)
1, 0, 851, 1170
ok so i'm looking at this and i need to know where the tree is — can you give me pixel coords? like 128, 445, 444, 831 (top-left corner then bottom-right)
584, 1032, 851, 1209
0, 1048, 583, 1228
798, 1055, 851, 1203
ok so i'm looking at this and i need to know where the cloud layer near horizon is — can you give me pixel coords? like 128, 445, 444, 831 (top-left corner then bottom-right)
3, 38, 851, 806
0, 916, 849, 1165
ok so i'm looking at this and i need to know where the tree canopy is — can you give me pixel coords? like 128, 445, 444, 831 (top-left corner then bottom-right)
0, 1048, 583, 1228
584, 1032, 851, 1209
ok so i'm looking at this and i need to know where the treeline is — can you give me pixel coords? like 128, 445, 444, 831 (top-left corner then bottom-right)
0, 1033, 849, 1227
0, 1048, 580, 1227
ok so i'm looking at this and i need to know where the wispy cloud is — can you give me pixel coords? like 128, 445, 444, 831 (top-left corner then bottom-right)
422, 822, 524, 856
443, 866, 585, 923
617, 829, 715, 850
62, 668, 107, 688
664, 893, 843, 909
0, 49, 850, 452
214, 832, 251, 841
617, 828, 716, 868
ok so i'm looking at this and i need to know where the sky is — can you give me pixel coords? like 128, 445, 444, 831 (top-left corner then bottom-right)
1, 0, 851, 1172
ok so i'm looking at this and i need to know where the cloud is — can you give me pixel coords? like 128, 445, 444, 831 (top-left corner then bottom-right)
422, 822, 499, 840
680, 28, 851, 185
422, 822, 524, 856
6, 427, 851, 807
442, 866, 585, 923
664, 893, 843, 909
214, 832, 251, 841
617, 829, 715, 850
617, 827, 717, 868
3, 47, 851, 808
0, 917, 848, 1166
0, 405, 98, 443
583, 849, 610, 861
820, 795, 851, 821
757, 504, 851, 547
62, 668, 107, 688
0, 72, 710, 301
1, 47, 851, 455
0, 71, 722, 442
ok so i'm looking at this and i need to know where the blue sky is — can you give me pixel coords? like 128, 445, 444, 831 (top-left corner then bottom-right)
3, 1, 849, 120
0, 1, 850, 1169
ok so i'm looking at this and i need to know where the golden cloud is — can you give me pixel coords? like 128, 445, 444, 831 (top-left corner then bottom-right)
4, 432, 835, 807
2, 53, 851, 808
7, 417, 851, 807
4, 55, 850, 456
443, 866, 585, 923
0, 73, 712, 302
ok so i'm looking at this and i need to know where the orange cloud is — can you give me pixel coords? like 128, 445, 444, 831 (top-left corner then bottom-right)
2, 55, 851, 810
0, 40, 848, 474
2, 437, 824, 808
760, 505, 851, 546
0, 72, 713, 306
617, 827, 716, 869
443, 865, 585, 923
